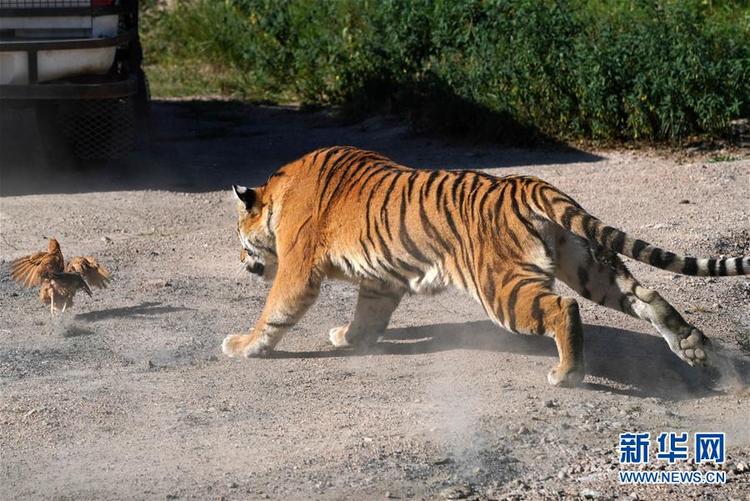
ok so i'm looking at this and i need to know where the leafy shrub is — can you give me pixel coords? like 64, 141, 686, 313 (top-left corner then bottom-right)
142, 0, 750, 142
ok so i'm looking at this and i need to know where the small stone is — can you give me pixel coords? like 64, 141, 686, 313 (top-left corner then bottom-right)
229, 482, 238, 489
101, 236, 112, 244
679, 199, 690, 204
543, 399, 557, 408
733, 461, 749, 474
581, 489, 601, 499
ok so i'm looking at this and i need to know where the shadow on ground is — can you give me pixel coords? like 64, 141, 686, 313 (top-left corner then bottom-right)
1, 100, 603, 196
272, 320, 750, 401
74, 301, 193, 322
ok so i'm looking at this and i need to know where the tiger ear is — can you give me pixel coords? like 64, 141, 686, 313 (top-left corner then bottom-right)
233, 185, 258, 211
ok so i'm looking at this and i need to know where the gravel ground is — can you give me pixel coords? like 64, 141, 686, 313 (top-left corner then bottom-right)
1, 101, 749, 500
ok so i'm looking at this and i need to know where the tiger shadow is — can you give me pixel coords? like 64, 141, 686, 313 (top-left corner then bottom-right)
273, 321, 750, 400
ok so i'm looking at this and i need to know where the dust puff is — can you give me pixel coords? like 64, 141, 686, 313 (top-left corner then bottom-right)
48, 314, 94, 338
707, 338, 750, 395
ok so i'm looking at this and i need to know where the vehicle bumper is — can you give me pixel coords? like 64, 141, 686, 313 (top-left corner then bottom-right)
0, 73, 136, 99
0, 29, 136, 99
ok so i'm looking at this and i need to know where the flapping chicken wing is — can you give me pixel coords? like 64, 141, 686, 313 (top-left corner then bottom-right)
65, 256, 111, 289
10, 238, 64, 287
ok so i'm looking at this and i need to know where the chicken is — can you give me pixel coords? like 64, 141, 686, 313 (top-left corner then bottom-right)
10, 238, 110, 314
39, 272, 92, 314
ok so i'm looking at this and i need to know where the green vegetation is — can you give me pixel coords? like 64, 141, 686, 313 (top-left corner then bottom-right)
142, 0, 750, 142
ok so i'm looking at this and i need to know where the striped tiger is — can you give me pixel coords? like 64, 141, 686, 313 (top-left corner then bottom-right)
223, 146, 749, 387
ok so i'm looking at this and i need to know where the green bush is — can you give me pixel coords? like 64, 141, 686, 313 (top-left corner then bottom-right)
142, 0, 750, 142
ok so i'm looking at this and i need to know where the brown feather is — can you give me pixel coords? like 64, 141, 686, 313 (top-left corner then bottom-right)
65, 256, 111, 288
10, 238, 64, 288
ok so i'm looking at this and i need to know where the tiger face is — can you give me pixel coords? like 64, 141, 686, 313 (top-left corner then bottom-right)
233, 185, 278, 281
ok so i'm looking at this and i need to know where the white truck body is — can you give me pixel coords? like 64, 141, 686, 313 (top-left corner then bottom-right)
0, 2, 118, 84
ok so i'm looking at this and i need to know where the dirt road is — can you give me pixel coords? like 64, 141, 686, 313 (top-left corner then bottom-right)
1, 101, 749, 500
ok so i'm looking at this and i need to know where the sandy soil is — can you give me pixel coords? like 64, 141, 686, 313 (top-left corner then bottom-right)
1, 101, 749, 500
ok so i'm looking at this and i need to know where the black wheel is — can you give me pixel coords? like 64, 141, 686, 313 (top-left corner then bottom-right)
134, 68, 153, 145
135, 68, 151, 119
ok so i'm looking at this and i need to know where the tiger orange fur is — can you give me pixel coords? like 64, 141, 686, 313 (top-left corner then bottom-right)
223, 146, 749, 386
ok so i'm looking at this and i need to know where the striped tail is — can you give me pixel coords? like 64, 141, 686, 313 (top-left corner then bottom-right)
528, 182, 749, 277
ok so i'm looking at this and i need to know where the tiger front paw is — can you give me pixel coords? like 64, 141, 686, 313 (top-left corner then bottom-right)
547, 364, 585, 387
222, 334, 271, 358
674, 328, 710, 367
328, 324, 353, 348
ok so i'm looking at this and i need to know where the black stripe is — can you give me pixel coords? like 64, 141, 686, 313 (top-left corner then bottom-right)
477, 184, 494, 220
406, 171, 419, 201
449, 255, 469, 291
561, 206, 578, 229
357, 165, 392, 196
319, 149, 360, 194
480, 267, 495, 317
319, 154, 367, 212
340, 256, 354, 275
380, 172, 402, 239
736, 257, 745, 275
521, 263, 547, 275
707, 258, 717, 276
631, 239, 648, 259
530, 294, 545, 335
419, 186, 452, 253
649, 249, 676, 269
682, 257, 698, 275
466, 175, 481, 219
346, 161, 388, 194
718, 259, 727, 276
492, 182, 510, 226
316, 147, 347, 183
504, 225, 524, 253
451, 172, 466, 209
611, 231, 626, 254
395, 257, 423, 275
599, 226, 616, 248
511, 184, 551, 256
308, 147, 330, 171
506, 277, 545, 332
435, 173, 449, 207
424, 170, 441, 193
581, 214, 597, 241
398, 190, 432, 265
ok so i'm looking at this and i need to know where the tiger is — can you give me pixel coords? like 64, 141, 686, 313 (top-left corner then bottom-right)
223, 146, 749, 387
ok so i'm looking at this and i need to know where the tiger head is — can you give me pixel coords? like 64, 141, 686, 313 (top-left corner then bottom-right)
233, 184, 278, 281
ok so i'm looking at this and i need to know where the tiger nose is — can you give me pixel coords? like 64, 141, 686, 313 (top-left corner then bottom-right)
249, 262, 265, 276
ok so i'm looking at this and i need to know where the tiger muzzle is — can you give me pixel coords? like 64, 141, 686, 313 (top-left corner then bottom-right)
247, 262, 265, 276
